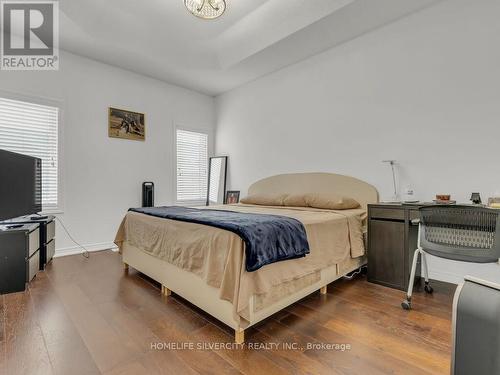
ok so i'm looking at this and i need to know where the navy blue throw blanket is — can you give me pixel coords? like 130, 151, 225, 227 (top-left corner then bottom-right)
129, 206, 310, 272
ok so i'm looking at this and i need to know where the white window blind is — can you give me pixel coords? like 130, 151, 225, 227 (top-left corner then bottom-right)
0, 96, 59, 210
176, 129, 208, 204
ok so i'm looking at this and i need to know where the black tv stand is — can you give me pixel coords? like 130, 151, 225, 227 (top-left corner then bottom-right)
0, 223, 40, 293
1, 215, 55, 271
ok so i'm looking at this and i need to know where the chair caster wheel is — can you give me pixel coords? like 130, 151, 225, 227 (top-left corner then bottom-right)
424, 284, 434, 294
401, 300, 412, 310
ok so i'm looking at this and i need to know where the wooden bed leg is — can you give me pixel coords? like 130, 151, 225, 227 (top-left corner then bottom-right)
235, 330, 244, 344
123, 262, 129, 271
161, 285, 171, 296
320, 285, 327, 295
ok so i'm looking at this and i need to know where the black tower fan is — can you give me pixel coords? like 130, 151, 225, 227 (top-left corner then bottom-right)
142, 182, 154, 207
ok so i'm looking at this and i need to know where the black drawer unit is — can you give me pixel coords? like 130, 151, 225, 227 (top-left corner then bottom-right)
0, 223, 40, 294
368, 204, 421, 290
38, 217, 55, 269
1, 215, 55, 270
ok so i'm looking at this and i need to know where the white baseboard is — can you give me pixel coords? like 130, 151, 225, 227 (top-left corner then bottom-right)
426, 255, 500, 285
428, 269, 463, 285
55, 241, 118, 258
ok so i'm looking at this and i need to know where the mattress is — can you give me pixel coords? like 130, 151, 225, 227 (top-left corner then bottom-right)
114, 204, 366, 320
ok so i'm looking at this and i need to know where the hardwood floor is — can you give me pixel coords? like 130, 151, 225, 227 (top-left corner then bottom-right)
0, 250, 455, 375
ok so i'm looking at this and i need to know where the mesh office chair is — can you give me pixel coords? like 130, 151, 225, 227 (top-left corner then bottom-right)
402, 205, 500, 310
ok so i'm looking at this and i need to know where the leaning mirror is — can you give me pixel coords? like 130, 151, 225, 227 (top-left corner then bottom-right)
206, 156, 228, 206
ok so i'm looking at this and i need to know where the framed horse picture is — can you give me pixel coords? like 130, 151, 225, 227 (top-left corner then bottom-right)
108, 107, 145, 141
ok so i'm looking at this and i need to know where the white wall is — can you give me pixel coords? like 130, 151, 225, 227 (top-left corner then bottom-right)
0, 51, 215, 255
216, 0, 500, 283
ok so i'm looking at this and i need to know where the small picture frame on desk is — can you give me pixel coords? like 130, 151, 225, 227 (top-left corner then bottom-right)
225, 191, 240, 204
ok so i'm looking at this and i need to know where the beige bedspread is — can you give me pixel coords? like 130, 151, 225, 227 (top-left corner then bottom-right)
114, 204, 366, 322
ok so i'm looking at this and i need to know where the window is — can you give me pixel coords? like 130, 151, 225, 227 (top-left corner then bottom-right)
0, 96, 59, 211
176, 129, 208, 205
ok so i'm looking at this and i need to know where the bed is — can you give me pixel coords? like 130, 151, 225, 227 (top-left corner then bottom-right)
114, 172, 378, 343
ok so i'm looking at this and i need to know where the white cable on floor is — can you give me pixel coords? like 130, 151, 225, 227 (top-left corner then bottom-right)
342, 265, 366, 280
54, 216, 90, 258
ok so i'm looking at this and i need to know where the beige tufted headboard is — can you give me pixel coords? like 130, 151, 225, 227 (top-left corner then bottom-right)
247, 172, 379, 210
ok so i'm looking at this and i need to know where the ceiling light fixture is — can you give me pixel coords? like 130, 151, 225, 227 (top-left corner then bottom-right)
184, 0, 226, 20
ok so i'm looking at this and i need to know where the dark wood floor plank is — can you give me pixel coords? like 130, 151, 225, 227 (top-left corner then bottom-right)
304, 285, 452, 331
103, 360, 150, 375
324, 318, 448, 374
45, 337, 102, 375
96, 300, 160, 355
94, 299, 204, 375
85, 254, 236, 375
1, 250, 454, 375
29, 272, 82, 346
50, 281, 141, 373
151, 318, 243, 375
294, 293, 451, 353
250, 319, 344, 375
0, 294, 4, 343
329, 279, 454, 320
276, 308, 428, 375
194, 323, 291, 375
0, 295, 6, 375
114, 272, 211, 335
29, 271, 100, 375
3, 290, 54, 375
137, 349, 201, 375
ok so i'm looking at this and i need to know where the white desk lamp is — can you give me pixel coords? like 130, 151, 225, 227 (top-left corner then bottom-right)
382, 160, 400, 202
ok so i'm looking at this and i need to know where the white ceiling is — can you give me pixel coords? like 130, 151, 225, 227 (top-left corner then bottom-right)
60, 0, 441, 96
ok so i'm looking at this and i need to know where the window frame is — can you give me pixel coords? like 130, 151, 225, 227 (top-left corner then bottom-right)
174, 124, 212, 206
0, 89, 64, 214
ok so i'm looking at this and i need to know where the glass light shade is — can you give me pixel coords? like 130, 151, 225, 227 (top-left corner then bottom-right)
184, 0, 226, 20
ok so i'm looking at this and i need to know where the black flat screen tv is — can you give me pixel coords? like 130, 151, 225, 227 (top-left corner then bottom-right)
0, 149, 42, 221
